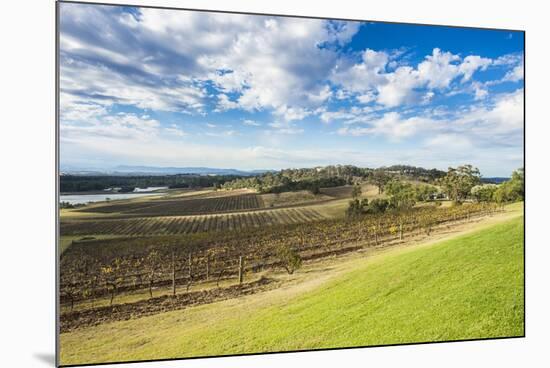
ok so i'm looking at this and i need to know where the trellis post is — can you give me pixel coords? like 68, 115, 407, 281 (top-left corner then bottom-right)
238, 256, 244, 285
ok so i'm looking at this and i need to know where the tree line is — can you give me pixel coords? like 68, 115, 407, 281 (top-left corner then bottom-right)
222, 164, 447, 194
347, 164, 523, 218
60, 174, 243, 193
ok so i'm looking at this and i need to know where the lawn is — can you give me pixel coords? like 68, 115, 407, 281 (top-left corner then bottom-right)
60, 216, 524, 366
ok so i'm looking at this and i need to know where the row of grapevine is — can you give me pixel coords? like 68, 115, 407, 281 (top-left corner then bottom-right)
60, 203, 501, 310
61, 207, 327, 236
79, 194, 265, 216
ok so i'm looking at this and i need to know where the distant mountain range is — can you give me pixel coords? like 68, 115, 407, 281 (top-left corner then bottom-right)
60, 165, 274, 176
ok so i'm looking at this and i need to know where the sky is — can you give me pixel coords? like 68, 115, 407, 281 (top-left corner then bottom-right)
59, 3, 524, 177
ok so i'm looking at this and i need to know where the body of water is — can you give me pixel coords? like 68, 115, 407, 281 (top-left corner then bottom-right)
132, 186, 168, 192
60, 188, 167, 205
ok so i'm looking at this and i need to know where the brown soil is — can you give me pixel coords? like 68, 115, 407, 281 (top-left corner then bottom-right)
60, 276, 278, 333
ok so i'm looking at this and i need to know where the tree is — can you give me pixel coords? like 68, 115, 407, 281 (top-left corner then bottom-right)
437, 165, 481, 203
371, 170, 391, 194
493, 168, 524, 203
276, 243, 302, 274
414, 184, 439, 201
385, 180, 416, 210
351, 184, 362, 199
346, 198, 368, 218
471, 184, 498, 202
310, 182, 321, 195
365, 198, 389, 214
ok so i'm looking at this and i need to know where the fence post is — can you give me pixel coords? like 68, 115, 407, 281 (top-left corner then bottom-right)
188, 252, 192, 278
172, 249, 176, 296
206, 254, 210, 281
399, 222, 403, 240
238, 256, 244, 285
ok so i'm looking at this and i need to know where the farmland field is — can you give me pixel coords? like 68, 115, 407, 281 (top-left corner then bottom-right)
76, 193, 266, 216
261, 190, 334, 208
59, 212, 524, 365
59, 201, 505, 331
57, 168, 525, 368
61, 206, 328, 236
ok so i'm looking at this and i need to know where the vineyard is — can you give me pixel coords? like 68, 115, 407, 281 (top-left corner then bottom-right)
76, 193, 265, 216
60, 202, 501, 330
61, 207, 328, 236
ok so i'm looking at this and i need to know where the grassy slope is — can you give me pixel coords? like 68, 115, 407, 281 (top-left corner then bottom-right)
60, 216, 524, 365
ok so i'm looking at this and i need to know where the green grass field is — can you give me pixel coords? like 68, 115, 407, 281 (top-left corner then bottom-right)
60, 215, 524, 366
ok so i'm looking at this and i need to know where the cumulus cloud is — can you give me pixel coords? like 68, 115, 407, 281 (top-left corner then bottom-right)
454, 88, 524, 143
502, 59, 524, 82
58, 3, 523, 175
459, 55, 492, 82
376, 66, 419, 107
337, 89, 524, 148
331, 48, 498, 108
60, 3, 361, 123
337, 112, 437, 140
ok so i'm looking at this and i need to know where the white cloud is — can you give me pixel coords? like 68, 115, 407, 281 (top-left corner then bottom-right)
307, 85, 333, 104
356, 92, 376, 104
473, 82, 489, 100
417, 48, 461, 89
274, 106, 312, 122
330, 49, 389, 96
376, 66, 420, 107
60, 54, 206, 114
503, 59, 524, 82
215, 94, 240, 111
58, 4, 523, 176
493, 53, 522, 66
455, 88, 524, 139
319, 109, 356, 123
337, 112, 437, 140
60, 4, 362, 123
325, 21, 361, 46
424, 133, 473, 151
164, 124, 187, 137
59, 92, 109, 122
61, 112, 161, 141
276, 128, 305, 135
179, 13, 356, 117
336, 89, 523, 148
362, 49, 389, 72
205, 130, 240, 137
242, 119, 261, 126
459, 55, 492, 82
268, 121, 304, 135
331, 47, 497, 108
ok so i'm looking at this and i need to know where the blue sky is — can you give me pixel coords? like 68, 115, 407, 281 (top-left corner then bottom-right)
59, 3, 524, 176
